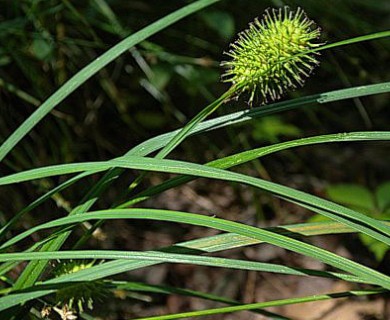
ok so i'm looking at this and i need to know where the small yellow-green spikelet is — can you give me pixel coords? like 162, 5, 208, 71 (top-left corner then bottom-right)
221, 7, 321, 104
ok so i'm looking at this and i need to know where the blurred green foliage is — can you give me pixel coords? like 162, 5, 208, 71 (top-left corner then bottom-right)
311, 182, 390, 261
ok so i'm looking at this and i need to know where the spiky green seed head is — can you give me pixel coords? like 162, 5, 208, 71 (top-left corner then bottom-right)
221, 7, 321, 105
53, 260, 108, 314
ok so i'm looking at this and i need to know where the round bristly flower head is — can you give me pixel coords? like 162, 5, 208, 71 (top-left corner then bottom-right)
221, 7, 321, 105
53, 260, 108, 314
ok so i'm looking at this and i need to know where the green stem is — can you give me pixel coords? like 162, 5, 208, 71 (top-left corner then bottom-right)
126, 86, 235, 193
134, 289, 385, 320
74, 87, 236, 249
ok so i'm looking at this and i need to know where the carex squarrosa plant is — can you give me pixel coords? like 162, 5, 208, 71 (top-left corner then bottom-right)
0, 2, 390, 319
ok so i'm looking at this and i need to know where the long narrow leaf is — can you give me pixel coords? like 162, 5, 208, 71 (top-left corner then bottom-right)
111, 281, 289, 319
121, 131, 390, 207
1, 209, 389, 288
0, 219, 380, 310
1, 153, 389, 245
133, 289, 385, 320
0, 0, 222, 162
129, 82, 390, 156
0, 250, 363, 283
